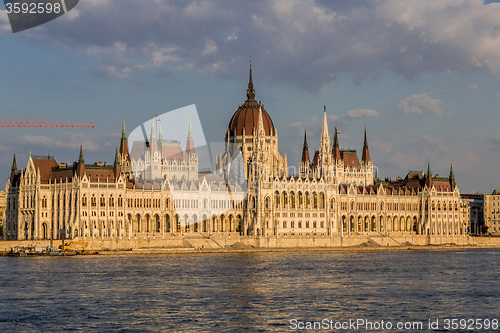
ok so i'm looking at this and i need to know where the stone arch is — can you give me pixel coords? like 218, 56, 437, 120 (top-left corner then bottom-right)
165, 214, 171, 232
387, 216, 393, 232
371, 216, 376, 232
290, 191, 296, 208
42, 223, 48, 239
265, 196, 271, 209
192, 215, 198, 232
134, 214, 141, 232
155, 214, 160, 232
342, 215, 347, 232
202, 214, 208, 233
406, 216, 412, 232
183, 214, 189, 232
330, 197, 335, 210
298, 191, 303, 208
229, 214, 234, 232
349, 215, 355, 232
319, 192, 325, 209
220, 214, 225, 232
313, 192, 318, 209
145, 214, 151, 233
274, 191, 280, 209
282, 191, 288, 209
175, 214, 181, 233
236, 214, 243, 233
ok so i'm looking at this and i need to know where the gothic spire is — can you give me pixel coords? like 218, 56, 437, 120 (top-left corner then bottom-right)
321, 105, 329, 138
246, 58, 255, 101
121, 118, 126, 140
333, 127, 341, 160
426, 160, 433, 187
186, 118, 195, 154
449, 162, 456, 188
362, 127, 370, 163
119, 119, 129, 158
11, 154, 17, 173
114, 147, 120, 165
301, 130, 310, 164
150, 115, 157, 152
78, 145, 84, 164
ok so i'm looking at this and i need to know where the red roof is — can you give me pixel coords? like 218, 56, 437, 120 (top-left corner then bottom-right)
228, 99, 275, 136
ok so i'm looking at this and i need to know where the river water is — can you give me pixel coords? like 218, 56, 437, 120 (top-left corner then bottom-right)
0, 249, 498, 332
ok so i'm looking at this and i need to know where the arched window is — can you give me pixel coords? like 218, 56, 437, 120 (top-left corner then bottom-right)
275, 191, 280, 209
290, 192, 296, 209
319, 193, 325, 209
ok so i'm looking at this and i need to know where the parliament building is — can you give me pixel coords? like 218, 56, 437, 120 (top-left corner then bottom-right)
4, 66, 467, 245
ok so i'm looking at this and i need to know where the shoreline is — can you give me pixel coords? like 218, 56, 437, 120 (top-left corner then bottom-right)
97, 244, 500, 255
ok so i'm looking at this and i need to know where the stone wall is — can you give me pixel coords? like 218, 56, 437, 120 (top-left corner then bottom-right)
1, 235, 499, 252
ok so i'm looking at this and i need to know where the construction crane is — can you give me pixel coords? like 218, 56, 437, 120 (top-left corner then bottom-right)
0, 114, 95, 127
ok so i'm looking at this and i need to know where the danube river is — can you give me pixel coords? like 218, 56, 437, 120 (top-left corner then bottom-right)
0, 249, 498, 332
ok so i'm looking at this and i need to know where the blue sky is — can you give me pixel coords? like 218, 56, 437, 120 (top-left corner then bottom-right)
1, 0, 500, 193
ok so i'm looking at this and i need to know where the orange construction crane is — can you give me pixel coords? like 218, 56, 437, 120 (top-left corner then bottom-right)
0, 114, 95, 127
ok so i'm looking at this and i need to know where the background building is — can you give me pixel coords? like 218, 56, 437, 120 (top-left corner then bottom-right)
483, 190, 500, 235
460, 193, 485, 235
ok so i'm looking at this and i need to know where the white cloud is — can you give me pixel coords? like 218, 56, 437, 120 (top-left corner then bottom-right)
202, 39, 217, 56
399, 93, 443, 117
344, 109, 379, 119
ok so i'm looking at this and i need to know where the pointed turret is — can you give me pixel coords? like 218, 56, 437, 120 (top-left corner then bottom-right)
114, 147, 121, 180
78, 145, 84, 164
119, 118, 129, 157
321, 105, 329, 139
77, 145, 85, 178
361, 127, 370, 163
150, 116, 157, 152
256, 106, 265, 136
332, 127, 341, 161
301, 130, 310, 165
246, 59, 255, 101
186, 118, 195, 154
11, 154, 17, 173
318, 106, 331, 169
425, 161, 433, 188
10, 154, 18, 184
449, 162, 456, 189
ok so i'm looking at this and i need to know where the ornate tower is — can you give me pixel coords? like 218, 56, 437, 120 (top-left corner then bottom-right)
299, 130, 310, 177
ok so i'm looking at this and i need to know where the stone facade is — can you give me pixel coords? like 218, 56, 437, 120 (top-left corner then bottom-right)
4, 66, 467, 243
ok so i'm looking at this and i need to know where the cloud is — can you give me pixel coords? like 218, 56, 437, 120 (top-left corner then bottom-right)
399, 93, 444, 117
467, 83, 479, 90
487, 134, 500, 150
344, 109, 379, 119
18, 0, 500, 90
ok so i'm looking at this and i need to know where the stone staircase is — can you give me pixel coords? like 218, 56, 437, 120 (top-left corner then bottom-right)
367, 233, 402, 247
182, 234, 222, 249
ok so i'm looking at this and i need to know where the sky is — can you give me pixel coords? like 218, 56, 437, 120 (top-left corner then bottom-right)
1, 0, 500, 193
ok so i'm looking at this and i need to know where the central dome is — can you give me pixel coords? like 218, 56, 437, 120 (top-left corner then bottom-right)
227, 64, 276, 137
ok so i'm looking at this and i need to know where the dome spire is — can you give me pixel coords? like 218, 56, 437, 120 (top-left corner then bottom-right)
247, 57, 255, 101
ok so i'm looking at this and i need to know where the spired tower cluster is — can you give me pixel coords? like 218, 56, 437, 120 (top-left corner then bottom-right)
4, 63, 468, 243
